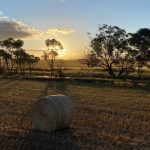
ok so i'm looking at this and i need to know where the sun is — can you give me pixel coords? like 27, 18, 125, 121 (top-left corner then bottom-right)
62, 48, 67, 52
57, 48, 67, 59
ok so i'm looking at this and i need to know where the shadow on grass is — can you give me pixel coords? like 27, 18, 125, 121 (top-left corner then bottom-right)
0, 79, 21, 90
0, 128, 100, 150
40, 81, 69, 98
1, 128, 149, 150
67, 79, 150, 93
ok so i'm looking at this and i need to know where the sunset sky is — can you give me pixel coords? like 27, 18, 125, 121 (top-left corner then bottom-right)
0, 0, 150, 59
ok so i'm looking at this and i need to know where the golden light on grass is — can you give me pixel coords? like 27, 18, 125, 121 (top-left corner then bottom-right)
1, 78, 150, 149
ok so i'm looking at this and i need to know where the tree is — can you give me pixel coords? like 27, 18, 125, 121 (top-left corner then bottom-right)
0, 38, 24, 73
13, 39, 24, 50
0, 38, 14, 52
43, 39, 63, 78
13, 49, 40, 75
89, 24, 135, 77
26, 55, 40, 75
0, 38, 39, 75
13, 49, 31, 74
0, 49, 11, 71
129, 28, 150, 78
82, 50, 99, 67
0, 49, 5, 67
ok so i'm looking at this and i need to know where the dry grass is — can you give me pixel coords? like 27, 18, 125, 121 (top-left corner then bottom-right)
35, 59, 87, 68
0, 79, 150, 149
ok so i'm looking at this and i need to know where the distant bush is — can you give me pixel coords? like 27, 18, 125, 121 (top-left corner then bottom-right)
56, 68, 65, 78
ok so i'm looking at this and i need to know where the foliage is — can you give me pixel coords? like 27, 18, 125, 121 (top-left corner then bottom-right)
14, 49, 40, 74
43, 38, 63, 78
129, 28, 150, 78
82, 50, 99, 67
88, 24, 136, 77
0, 38, 39, 75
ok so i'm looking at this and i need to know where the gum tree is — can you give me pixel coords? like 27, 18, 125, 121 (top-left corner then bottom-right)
43, 38, 63, 78
0, 38, 24, 72
129, 28, 150, 78
89, 24, 135, 77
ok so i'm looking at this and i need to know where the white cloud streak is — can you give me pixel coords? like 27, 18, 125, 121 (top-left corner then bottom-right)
46, 28, 74, 36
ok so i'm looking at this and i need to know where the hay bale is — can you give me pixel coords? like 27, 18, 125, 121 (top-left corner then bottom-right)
31, 94, 75, 132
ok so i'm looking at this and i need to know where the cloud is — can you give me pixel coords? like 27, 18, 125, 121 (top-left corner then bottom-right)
0, 13, 42, 40
0, 12, 74, 40
46, 28, 75, 36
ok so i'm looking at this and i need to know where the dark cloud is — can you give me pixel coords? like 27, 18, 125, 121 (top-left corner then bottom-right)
0, 12, 74, 40
0, 16, 41, 40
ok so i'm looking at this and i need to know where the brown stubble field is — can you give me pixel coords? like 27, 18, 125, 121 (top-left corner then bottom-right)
0, 79, 150, 150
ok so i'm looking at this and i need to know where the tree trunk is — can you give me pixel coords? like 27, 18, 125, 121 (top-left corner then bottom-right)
138, 64, 142, 79
118, 69, 124, 77
51, 57, 54, 78
5, 60, 9, 72
0, 58, 2, 67
107, 66, 115, 77
50, 55, 55, 78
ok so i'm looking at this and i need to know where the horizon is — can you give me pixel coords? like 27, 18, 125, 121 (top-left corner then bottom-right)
26, 49, 83, 60
0, 0, 150, 59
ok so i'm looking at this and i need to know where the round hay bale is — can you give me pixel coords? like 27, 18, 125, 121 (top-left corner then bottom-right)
31, 94, 75, 132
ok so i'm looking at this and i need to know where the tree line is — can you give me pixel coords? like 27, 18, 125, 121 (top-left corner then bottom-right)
84, 24, 150, 79
0, 37, 64, 77
0, 38, 40, 74
0, 24, 150, 79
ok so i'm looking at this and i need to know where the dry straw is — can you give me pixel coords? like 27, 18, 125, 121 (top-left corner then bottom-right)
31, 94, 75, 132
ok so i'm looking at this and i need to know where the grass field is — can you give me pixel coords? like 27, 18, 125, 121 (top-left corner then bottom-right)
0, 79, 150, 149
35, 59, 87, 68
29, 59, 150, 80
